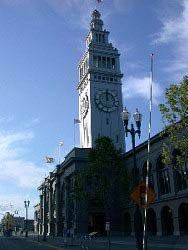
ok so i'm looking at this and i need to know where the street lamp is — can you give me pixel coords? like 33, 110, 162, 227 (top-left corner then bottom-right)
121, 107, 143, 250
24, 200, 30, 237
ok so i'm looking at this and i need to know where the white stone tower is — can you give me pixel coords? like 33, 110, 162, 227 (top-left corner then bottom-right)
77, 10, 125, 151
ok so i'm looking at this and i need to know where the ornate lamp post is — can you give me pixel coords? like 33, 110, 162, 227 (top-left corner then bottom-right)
24, 200, 30, 237
121, 107, 143, 250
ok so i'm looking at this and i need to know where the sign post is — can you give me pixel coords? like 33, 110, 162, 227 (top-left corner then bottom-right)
105, 221, 111, 250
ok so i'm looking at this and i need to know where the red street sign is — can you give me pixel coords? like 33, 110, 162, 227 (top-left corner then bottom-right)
130, 181, 156, 208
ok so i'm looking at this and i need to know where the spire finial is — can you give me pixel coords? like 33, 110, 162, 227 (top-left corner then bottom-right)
90, 9, 103, 31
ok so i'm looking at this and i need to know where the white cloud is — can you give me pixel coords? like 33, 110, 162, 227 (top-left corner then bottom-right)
122, 76, 163, 105
0, 194, 36, 219
0, 130, 50, 189
153, 0, 188, 76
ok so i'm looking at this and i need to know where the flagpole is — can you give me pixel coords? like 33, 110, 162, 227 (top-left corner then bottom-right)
143, 53, 154, 250
74, 122, 76, 147
58, 144, 61, 164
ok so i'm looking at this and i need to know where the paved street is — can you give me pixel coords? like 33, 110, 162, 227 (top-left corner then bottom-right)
0, 236, 63, 250
0, 235, 188, 250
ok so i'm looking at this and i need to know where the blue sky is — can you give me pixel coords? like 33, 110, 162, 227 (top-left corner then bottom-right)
0, 0, 187, 219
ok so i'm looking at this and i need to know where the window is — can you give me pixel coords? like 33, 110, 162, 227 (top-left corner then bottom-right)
93, 55, 97, 67
98, 75, 101, 80
157, 156, 171, 195
99, 34, 101, 42
98, 56, 101, 67
102, 57, 106, 68
107, 57, 111, 68
112, 58, 116, 69
96, 33, 98, 42
102, 34, 105, 43
110, 77, 113, 82
102, 77, 105, 81
116, 135, 119, 143
106, 118, 109, 125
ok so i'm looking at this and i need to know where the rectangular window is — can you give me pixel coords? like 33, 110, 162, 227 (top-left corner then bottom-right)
99, 34, 101, 42
112, 58, 116, 69
96, 33, 98, 42
107, 57, 111, 68
102, 34, 105, 43
98, 56, 102, 67
93, 55, 97, 67
116, 135, 119, 143
102, 57, 106, 68
106, 118, 109, 125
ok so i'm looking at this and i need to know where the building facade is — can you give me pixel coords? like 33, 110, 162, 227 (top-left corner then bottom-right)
123, 133, 188, 236
35, 9, 188, 238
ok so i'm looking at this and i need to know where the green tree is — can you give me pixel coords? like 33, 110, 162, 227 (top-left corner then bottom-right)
2, 212, 15, 229
159, 75, 188, 166
74, 136, 129, 228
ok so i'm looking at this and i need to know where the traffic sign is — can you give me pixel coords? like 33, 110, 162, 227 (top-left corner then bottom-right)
130, 181, 156, 208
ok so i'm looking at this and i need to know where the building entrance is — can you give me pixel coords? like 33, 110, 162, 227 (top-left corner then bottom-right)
88, 213, 105, 235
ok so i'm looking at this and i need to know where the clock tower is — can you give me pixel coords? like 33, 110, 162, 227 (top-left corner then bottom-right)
77, 10, 125, 151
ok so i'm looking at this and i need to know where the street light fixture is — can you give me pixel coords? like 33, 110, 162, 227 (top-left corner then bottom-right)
121, 107, 143, 250
24, 200, 30, 237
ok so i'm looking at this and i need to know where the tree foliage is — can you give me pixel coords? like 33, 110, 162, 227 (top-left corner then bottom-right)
159, 75, 188, 166
74, 136, 129, 220
1, 212, 15, 229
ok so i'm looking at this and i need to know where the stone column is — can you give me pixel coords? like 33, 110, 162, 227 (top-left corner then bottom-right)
156, 217, 162, 236
42, 184, 47, 240
48, 181, 55, 235
55, 174, 62, 236
64, 178, 69, 232
173, 216, 180, 235
39, 194, 43, 235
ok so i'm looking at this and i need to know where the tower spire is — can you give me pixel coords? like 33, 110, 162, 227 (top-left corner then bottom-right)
90, 9, 103, 31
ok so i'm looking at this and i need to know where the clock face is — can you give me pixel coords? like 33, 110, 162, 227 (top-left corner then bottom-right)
95, 90, 119, 112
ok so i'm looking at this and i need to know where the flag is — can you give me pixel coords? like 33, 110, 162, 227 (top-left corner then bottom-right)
45, 156, 54, 163
74, 118, 81, 124
59, 141, 63, 147
97, 0, 103, 2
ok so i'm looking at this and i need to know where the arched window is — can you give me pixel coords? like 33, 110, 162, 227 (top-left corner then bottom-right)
142, 161, 154, 189
156, 155, 171, 195
173, 150, 188, 191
